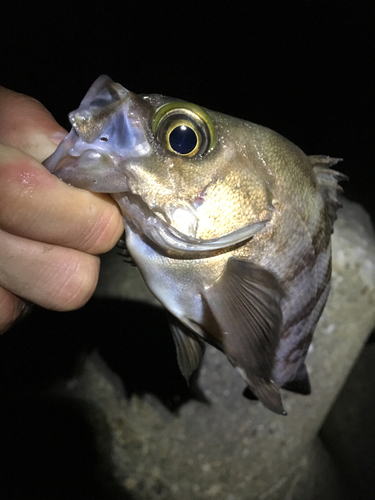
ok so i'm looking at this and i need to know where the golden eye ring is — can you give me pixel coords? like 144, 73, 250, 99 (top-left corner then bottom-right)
152, 101, 217, 157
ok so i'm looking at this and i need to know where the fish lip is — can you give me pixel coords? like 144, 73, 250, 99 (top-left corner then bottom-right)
46, 153, 79, 172
44, 153, 82, 185
45, 145, 131, 193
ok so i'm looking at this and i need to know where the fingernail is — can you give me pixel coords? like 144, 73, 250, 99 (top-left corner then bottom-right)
51, 131, 68, 145
29, 132, 66, 163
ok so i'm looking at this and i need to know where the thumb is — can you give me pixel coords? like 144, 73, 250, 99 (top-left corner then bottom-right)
0, 86, 67, 163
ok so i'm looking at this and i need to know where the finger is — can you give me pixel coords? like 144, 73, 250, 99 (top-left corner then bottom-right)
0, 144, 124, 254
0, 229, 99, 311
0, 86, 67, 162
0, 286, 25, 334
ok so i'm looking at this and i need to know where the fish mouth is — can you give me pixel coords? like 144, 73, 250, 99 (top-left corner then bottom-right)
113, 191, 270, 258
45, 149, 131, 193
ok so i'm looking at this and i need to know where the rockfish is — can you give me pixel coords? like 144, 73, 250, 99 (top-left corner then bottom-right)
44, 76, 346, 414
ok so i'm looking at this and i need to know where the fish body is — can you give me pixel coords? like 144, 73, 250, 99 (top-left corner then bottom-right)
44, 76, 345, 414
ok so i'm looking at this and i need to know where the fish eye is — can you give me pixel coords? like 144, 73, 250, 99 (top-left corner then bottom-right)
152, 102, 217, 157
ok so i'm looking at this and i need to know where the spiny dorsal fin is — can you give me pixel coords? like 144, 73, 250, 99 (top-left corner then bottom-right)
168, 313, 205, 382
309, 155, 348, 228
204, 258, 286, 415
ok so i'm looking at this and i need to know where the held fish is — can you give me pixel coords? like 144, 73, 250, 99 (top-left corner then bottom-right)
44, 76, 346, 414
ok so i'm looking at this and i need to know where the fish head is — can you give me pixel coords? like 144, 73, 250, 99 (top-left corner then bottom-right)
45, 75, 273, 253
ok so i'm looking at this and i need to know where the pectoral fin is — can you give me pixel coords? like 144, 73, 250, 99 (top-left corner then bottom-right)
168, 314, 205, 382
204, 258, 286, 415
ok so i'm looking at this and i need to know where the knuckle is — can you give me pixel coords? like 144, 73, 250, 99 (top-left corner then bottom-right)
76, 198, 123, 254
46, 253, 100, 311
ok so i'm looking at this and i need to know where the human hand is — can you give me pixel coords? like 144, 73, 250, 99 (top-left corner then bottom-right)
0, 87, 124, 334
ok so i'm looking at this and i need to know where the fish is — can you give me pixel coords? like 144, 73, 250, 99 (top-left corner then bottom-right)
44, 75, 346, 415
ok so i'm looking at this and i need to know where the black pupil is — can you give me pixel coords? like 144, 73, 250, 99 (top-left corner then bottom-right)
169, 125, 197, 154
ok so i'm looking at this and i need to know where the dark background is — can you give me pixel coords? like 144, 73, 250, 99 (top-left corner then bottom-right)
1, 1, 374, 498
2, 1, 374, 216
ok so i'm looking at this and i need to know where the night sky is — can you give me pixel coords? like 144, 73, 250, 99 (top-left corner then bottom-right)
2, 1, 374, 216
